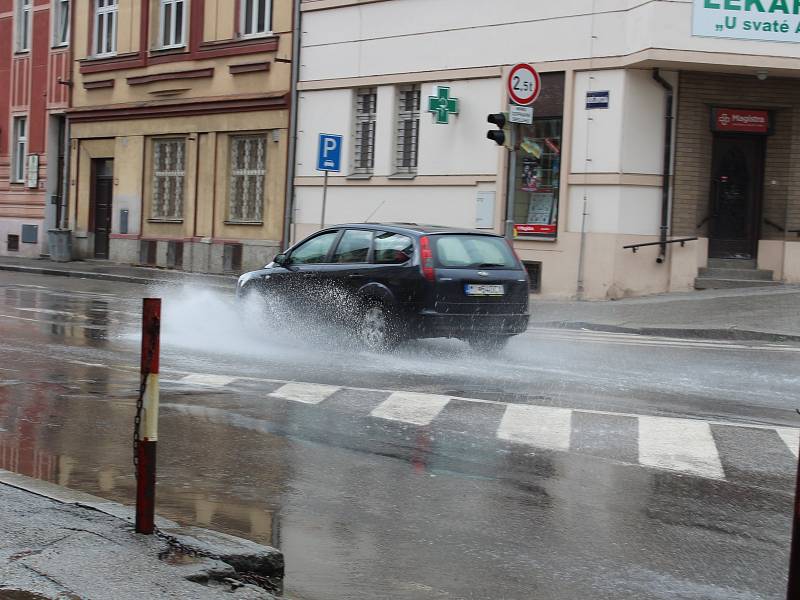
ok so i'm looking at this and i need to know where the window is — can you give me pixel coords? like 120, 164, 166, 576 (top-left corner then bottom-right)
332, 230, 373, 264
353, 88, 377, 175
16, 0, 32, 52
434, 235, 517, 269
159, 0, 185, 48
513, 118, 562, 238
94, 0, 118, 56
229, 134, 267, 223
289, 232, 339, 265
151, 139, 186, 220
11, 117, 27, 183
240, 0, 271, 37
374, 232, 413, 265
395, 85, 420, 175
54, 0, 70, 46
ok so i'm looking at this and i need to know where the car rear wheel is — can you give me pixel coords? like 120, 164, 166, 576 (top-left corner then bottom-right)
359, 302, 400, 351
467, 335, 512, 353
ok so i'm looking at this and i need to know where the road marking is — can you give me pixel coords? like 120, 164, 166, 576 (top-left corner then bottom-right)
638, 416, 725, 480
269, 382, 340, 404
180, 373, 238, 387
370, 392, 451, 426
777, 428, 800, 458
496, 405, 573, 451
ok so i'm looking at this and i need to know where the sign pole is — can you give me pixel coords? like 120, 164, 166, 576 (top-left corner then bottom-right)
136, 298, 160, 535
321, 170, 329, 230
505, 124, 517, 240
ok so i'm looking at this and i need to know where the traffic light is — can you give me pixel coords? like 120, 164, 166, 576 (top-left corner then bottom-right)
487, 113, 507, 146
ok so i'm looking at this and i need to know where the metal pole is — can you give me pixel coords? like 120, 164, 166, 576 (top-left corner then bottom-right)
505, 124, 517, 240
320, 170, 329, 230
576, 195, 589, 299
787, 442, 800, 599
136, 298, 160, 535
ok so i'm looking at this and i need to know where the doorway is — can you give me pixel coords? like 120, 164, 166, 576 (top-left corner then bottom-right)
91, 158, 114, 259
708, 135, 764, 259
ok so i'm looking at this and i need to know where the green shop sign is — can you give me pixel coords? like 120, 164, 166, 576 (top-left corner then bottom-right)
428, 86, 459, 125
693, 0, 800, 41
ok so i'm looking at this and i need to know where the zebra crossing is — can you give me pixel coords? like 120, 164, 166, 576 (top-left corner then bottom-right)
170, 373, 800, 485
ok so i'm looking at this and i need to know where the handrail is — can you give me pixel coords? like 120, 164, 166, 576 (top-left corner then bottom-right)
623, 237, 698, 254
764, 218, 786, 232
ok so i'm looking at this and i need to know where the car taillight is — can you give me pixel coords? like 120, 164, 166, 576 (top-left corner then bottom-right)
419, 236, 435, 282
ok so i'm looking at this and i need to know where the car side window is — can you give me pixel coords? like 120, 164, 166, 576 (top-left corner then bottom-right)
331, 229, 373, 264
373, 232, 413, 264
288, 231, 339, 265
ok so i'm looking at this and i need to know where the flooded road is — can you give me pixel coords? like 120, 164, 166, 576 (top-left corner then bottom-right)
0, 271, 796, 599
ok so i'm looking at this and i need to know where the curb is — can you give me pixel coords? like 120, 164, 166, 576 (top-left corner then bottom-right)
531, 321, 800, 344
0, 263, 235, 290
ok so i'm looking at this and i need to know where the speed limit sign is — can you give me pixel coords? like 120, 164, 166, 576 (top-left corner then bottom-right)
507, 63, 541, 106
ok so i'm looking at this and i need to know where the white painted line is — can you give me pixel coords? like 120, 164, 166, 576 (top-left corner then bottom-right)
180, 373, 238, 387
269, 382, 340, 405
777, 428, 800, 458
638, 416, 725, 480
496, 404, 573, 451
370, 392, 451, 426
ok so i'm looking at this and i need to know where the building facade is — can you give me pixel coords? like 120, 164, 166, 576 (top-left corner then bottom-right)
0, 0, 71, 258
67, 0, 292, 273
292, 0, 800, 299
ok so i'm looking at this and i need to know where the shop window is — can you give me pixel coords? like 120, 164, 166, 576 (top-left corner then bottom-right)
353, 88, 377, 175
228, 134, 267, 223
151, 138, 186, 220
159, 0, 185, 48
11, 117, 27, 183
94, 0, 118, 57
513, 118, 562, 238
240, 0, 272, 37
394, 85, 420, 176
53, 0, 70, 46
16, 0, 31, 52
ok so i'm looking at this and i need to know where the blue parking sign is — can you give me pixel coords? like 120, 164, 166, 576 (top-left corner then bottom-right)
317, 133, 343, 172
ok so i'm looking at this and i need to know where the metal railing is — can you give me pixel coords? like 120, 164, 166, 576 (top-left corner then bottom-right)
623, 237, 698, 258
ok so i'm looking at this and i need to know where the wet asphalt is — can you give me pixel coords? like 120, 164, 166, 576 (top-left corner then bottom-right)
0, 271, 797, 600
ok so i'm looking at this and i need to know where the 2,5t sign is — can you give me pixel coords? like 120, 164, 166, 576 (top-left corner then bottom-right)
507, 63, 541, 106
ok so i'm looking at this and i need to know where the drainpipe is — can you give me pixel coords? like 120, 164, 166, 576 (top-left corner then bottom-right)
652, 69, 674, 264
282, 0, 302, 251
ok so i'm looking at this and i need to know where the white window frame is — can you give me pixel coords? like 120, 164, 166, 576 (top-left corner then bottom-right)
53, 0, 70, 47
352, 88, 377, 175
12, 117, 28, 183
228, 134, 268, 224
94, 0, 118, 57
239, 0, 272, 38
151, 138, 186, 221
159, 0, 186, 49
394, 84, 421, 176
16, 0, 32, 52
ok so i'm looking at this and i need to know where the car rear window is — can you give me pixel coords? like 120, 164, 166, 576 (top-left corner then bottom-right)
434, 235, 518, 269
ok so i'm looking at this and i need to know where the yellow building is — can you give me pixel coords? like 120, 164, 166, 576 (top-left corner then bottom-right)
67, 0, 292, 272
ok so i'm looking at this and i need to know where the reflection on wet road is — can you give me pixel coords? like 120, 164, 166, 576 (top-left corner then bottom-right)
0, 272, 796, 599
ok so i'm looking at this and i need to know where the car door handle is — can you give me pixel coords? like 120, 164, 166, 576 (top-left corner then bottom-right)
302, 273, 315, 278
348, 274, 365, 279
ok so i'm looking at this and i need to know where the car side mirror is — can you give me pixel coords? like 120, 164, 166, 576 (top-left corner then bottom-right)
273, 253, 288, 267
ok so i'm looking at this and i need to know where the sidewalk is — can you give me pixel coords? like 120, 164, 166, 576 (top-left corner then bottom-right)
2, 255, 799, 342
0, 470, 282, 600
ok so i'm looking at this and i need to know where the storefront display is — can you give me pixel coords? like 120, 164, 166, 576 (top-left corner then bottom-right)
513, 119, 562, 238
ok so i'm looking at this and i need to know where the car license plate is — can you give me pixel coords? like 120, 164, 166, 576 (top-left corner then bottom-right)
464, 284, 505, 296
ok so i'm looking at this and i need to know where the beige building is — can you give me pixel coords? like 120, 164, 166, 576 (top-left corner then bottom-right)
68, 0, 292, 273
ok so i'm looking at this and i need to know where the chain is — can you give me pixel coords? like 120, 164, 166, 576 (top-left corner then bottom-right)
133, 316, 160, 475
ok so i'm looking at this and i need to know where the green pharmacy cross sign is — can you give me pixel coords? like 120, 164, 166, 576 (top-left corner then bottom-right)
428, 86, 459, 125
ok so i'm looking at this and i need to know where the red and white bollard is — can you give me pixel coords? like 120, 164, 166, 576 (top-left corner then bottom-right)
136, 298, 161, 535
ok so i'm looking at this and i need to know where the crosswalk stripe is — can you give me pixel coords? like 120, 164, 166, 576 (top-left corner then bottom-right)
370, 392, 451, 426
777, 428, 800, 458
269, 382, 341, 405
496, 405, 573, 451
179, 373, 238, 387
638, 416, 725, 480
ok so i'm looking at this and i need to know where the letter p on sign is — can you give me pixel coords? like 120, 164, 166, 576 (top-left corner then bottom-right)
317, 133, 343, 173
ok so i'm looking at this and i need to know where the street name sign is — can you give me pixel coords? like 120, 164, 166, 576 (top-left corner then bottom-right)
507, 63, 541, 106
586, 91, 610, 110
317, 133, 343, 172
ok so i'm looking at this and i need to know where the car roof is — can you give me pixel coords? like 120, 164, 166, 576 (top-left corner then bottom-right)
331, 222, 503, 237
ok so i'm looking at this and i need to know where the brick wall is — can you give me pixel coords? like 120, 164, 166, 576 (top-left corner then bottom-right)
672, 72, 797, 241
